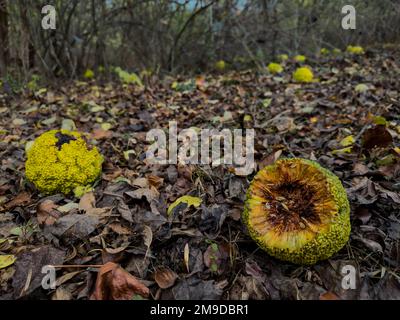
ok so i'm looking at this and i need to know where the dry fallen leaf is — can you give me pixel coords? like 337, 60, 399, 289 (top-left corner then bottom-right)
362, 125, 393, 150
274, 116, 296, 132
37, 200, 61, 226
355, 236, 383, 253
108, 222, 132, 235
90, 262, 149, 300
131, 177, 149, 188
91, 128, 113, 140
353, 163, 369, 175
79, 192, 96, 212
79, 192, 111, 217
52, 286, 73, 300
2, 192, 32, 212
184, 243, 190, 273
154, 267, 178, 289
258, 149, 282, 169
147, 175, 164, 189
125, 187, 159, 203
142, 225, 153, 259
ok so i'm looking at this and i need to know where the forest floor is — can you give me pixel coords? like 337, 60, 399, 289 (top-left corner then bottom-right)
0, 47, 400, 300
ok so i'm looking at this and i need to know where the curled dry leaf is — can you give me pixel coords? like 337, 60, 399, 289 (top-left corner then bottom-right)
142, 225, 153, 260
108, 222, 132, 235
126, 186, 159, 203
274, 116, 296, 132
118, 201, 133, 222
45, 213, 99, 239
90, 262, 149, 300
362, 125, 393, 150
147, 174, 164, 189
2, 192, 31, 212
79, 192, 112, 217
79, 192, 96, 212
52, 286, 73, 300
142, 225, 153, 249
154, 267, 178, 289
91, 128, 113, 140
356, 236, 383, 253
183, 243, 190, 273
131, 177, 149, 188
37, 200, 61, 226
258, 149, 282, 169
353, 163, 369, 175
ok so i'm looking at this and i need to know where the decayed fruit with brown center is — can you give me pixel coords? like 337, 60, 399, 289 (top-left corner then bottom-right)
243, 158, 350, 265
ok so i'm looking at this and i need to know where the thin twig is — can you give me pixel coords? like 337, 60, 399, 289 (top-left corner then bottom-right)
49, 264, 102, 268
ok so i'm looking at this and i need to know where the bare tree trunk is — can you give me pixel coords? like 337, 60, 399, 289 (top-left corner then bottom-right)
94, 0, 106, 68
19, 1, 35, 72
0, 0, 9, 76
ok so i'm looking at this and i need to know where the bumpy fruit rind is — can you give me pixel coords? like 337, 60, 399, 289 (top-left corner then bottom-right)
346, 45, 364, 55
243, 158, 351, 265
278, 54, 289, 62
294, 55, 306, 62
293, 67, 314, 83
268, 62, 283, 74
293, 67, 314, 82
215, 60, 226, 71
25, 129, 103, 195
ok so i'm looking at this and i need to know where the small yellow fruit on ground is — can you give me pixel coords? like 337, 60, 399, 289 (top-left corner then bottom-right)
320, 48, 330, 55
25, 130, 103, 195
268, 62, 283, 74
294, 55, 306, 62
243, 158, 351, 265
278, 54, 289, 62
84, 69, 95, 79
346, 45, 364, 54
293, 67, 314, 83
215, 60, 226, 71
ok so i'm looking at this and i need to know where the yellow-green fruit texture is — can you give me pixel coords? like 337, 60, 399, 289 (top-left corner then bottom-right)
25, 130, 103, 195
346, 45, 364, 55
215, 60, 226, 71
294, 55, 306, 62
243, 158, 351, 265
293, 67, 314, 83
268, 62, 283, 74
278, 54, 288, 62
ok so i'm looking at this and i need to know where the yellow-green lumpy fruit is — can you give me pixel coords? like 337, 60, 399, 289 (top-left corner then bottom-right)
294, 55, 306, 63
215, 60, 226, 71
332, 48, 341, 55
243, 158, 351, 265
346, 45, 364, 55
84, 69, 95, 79
25, 130, 103, 195
278, 54, 289, 62
293, 67, 314, 83
320, 48, 330, 55
268, 62, 283, 74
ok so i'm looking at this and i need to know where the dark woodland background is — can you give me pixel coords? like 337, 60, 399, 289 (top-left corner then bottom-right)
0, 0, 400, 83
